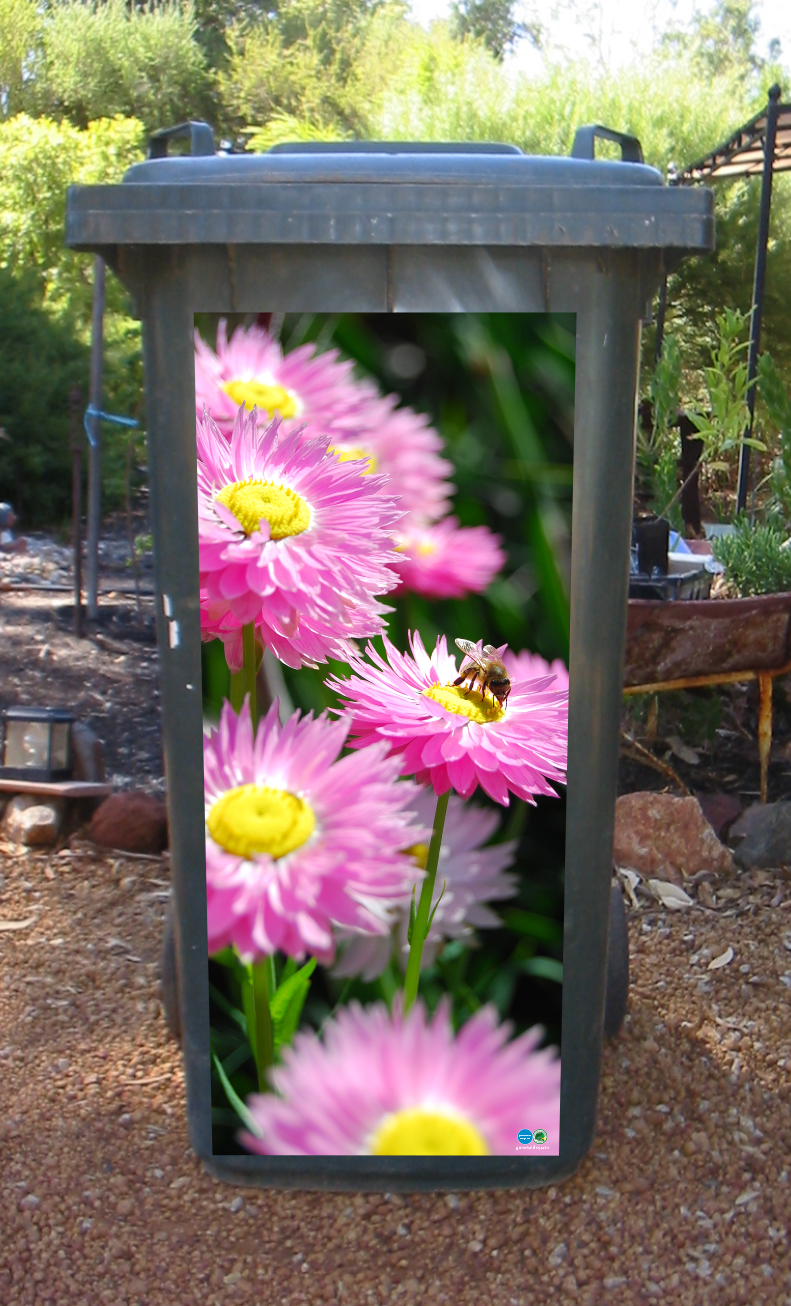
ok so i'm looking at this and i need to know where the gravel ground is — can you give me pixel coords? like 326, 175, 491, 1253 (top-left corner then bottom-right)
0, 587, 161, 799
2, 550, 791, 1304
2, 837, 790, 1304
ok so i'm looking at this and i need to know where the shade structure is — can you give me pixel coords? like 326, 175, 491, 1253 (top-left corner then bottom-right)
65, 126, 713, 1191
665, 85, 790, 511
674, 92, 791, 184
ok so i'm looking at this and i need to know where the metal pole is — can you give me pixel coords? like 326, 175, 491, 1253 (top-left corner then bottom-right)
86, 255, 105, 620
654, 273, 668, 365
69, 386, 83, 637
736, 84, 781, 514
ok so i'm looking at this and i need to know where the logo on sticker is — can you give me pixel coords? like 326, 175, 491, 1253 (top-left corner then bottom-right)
517, 1129, 533, 1144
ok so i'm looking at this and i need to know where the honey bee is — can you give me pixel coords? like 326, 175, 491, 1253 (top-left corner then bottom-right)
453, 638, 511, 708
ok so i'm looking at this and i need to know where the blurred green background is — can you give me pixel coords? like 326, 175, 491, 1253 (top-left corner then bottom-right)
200, 312, 575, 1153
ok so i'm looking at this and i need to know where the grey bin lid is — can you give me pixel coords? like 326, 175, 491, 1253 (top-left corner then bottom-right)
66, 143, 713, 253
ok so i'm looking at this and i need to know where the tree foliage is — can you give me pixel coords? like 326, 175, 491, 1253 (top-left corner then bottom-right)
0, 268, 88, 524
660, 0, 765, 80
216, 0, 392, 139
0, 0, 211, 132
449, 0, 540, 61
0, 114, 146, 524
0, 113, 145, 322
0, 0, 42, 118
34, 0, 211, 133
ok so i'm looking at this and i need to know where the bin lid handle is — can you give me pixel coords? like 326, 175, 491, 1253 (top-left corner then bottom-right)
570, 125, 644, 164
148, 121, 215, 160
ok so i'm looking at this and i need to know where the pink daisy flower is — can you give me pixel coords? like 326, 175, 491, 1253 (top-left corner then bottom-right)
333, 788, 518, 981
392, 516, 505, 598
327, 392, 455, 528
204, 700, 430, 963
241, 998, 560, 1156
197, 406, 402, 670
195, 320, 370, 436
327, 632, 568, 806
195, 321, 454, 525
504, 648, 569, 695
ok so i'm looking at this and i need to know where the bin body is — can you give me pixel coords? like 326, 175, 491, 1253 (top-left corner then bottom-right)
66, 140, 713, 1190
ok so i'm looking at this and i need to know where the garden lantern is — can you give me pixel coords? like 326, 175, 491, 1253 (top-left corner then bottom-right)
65, 123, 713, 1191
0, 706, 74, 782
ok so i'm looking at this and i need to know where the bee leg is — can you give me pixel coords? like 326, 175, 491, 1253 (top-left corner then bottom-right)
454, 670, 474, 696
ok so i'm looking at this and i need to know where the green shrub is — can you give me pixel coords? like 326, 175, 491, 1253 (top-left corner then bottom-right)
0, 115, 147, 525
712, 516, 791, 596
0, 268, 88, 525
6, 0, 212, 133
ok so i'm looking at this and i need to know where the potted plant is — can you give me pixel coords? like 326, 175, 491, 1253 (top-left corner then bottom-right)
625, 313, 791, 685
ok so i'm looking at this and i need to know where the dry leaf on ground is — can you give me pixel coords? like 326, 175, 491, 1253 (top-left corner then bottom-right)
708, 945, 735, 971
646, 880, 694, 909
666, 735, 700, 765
615, 868, 641, 909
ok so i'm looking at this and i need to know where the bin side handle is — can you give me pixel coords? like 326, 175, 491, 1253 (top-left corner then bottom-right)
570, 125, 644, 164
148, 121, 215, 160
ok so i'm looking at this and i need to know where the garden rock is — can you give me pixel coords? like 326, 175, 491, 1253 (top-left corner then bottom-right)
88, 792, 168, 854
71, 723, 106, 783
729, 801, 791, 869
613, 792, 735, 879
3, 794, 64, 847
696, 792, 742, 842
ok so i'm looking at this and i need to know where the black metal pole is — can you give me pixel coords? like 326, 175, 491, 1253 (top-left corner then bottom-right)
69, 386, 83, 637
654, 273, 668, 365
86, 255, 105, 620
736, 84, 781, 514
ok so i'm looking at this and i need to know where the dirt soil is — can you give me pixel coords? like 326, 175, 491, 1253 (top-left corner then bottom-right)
0, 534, 161, 798
2, 546, 791, 1305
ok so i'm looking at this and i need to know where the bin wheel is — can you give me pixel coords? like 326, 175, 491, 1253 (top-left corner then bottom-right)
160, 898, 181, 1043
603, 881, 629, 1038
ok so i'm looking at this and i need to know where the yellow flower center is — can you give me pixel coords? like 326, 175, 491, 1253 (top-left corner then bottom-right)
406, 842, 430, 871
328, 445, 378, 475
215, 479, 310, 539
222, 379, 299, 419
371, 1107, 489, 1156
423, 683, 505, 724
207, 785, 315, 860
416, 540, 436, 556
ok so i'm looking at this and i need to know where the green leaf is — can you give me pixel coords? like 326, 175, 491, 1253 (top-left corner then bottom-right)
209, 946, 238, 969
211, 1107, 245, 1128
211, 1053, 264, 1137
426, 879, 447, 932
501, 907, 563, 944
520, 956, 563, 983
222, 1042, 254, 1077
278, 956, 299, 987
208, 981, 248, 1036
269, 957, 316, 1050
240, 976, 257, 1063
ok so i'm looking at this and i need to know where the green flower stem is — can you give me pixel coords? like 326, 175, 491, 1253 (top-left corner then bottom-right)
403, 789, 450, 1012
251, 958, 274, 1092
229, 670, 244, 713
229, 622, 258, 722
242, 622, 257, 726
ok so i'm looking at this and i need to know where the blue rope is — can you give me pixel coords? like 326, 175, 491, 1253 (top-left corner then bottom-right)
84, 405, 140, 449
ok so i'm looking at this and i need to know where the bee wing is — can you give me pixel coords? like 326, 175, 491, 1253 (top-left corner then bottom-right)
482, 645, 499, 660
455, 637, 485, 668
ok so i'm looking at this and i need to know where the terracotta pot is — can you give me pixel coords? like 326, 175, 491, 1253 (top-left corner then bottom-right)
623, 591, 791, 686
